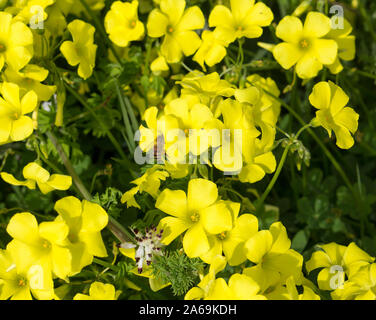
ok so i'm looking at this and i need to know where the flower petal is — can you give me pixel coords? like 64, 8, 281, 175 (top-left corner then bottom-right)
156, 188, 188, 218
187, 178, 218, 212
275, 16, 303, 43
10, 115, 33, 141
303, 12, 331, 38
183, 223, 210, 257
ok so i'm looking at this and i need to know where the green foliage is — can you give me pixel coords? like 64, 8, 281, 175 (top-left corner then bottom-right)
152, 251, 205, 296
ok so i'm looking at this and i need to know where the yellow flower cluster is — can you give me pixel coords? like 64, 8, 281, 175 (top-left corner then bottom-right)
0, 197, 108, 300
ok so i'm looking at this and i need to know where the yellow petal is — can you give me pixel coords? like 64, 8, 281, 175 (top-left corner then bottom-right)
79, 232, 107, 257
209, 5, 233, 28
147, 9, 169, 38
309, 81, 331, 110
313, 39, 338, 65
334, 107, 359, 134
245, 230, 273, 263
295, 54, 322, 79
39, 221, 69, 245
175, 30, 202, 56
10, 116, 34, 141
1, 82, 21, 109
159, 216, 190, 245
156, 189, 187, 218
60, 41, 80, 66
46, 174, 72, 191
303, 12, 331, 38
273, 43, 302, 70
200, 201, 233, 235
20, 90, 38, 115
183, 223, 210, 257
81, 200, 108, 232
1, 172, 35, 189
275, 16, 303, 43
160, 0, 185, 27
230, 0, 253, 22
0, 117, 11, 142
51, 245, 72, 280
187, 178, 218, 212
6, 212, 40, 245
228, 273, 260, 298
54, 196, 83, 227
245, 2, 274, 27
269, 222, 291, 254
23, 162, 50, 183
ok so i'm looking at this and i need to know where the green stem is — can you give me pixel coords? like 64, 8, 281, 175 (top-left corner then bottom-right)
64, 82, 128, 160
93, 258, 120, 272
46, 131, 92, 201
256, 143, 291, 212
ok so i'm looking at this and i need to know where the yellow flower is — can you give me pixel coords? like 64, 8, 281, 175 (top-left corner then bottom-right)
121, 165, 170, 209
177, 72, 235, 122
12, 0, 54, 24
54, 196, 109, 275
178, 72, 235, 110
211, 98, 260, 174
0, 82, 38, 144
204, 274, 266, 300
73, 282, 121, 300
138, 106, 181, 160
150, 55, 169, 76
266, 276, 320, 300
273, 12, 338, 79
209, 0, 273, 44
0, 249, 54, 300
6, 212, 72, 280
1, 162, 72, 194
245, 74, 281, 128
201, 213, 258, 266
325, 18, 356, 74
331, 264, 376, 300
60, 19, 97, 80
193, 30, 229, 70
233, 85, 277, 183
0, 12, 33, 71
164, 96, 217, 157
185, 255, 226, 300
306, 242, 374, 291
104, 0, 145, 47
147, 0, 205, 63
156, 179, 235, 258
309, 81, 359, 149
2, 65, 56, 102
244, 222, 303, 292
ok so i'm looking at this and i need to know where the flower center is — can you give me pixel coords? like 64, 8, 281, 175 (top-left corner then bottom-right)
130, 20, 137, 28
237, 26, 244, 32
217, 231, 227, 240
167, 26, 174, 34
68, 233, 78, 243
42, 240, 51, 249
11, 112, 21, 120
299, 38, 310, 49
190, 212, 200, 222
0, 43, 6, 53
17, 277, 27, 287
